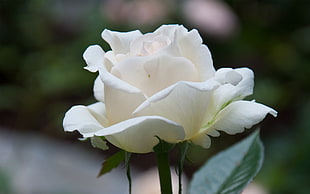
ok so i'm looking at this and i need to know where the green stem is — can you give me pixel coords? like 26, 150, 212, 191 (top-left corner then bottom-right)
177, 142, 189, 194
125, 152, 132, 194
155, 150, 173, 194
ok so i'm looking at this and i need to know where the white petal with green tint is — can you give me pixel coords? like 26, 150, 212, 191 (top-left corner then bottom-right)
209, 100, 277, 135
191, 133, 212, 148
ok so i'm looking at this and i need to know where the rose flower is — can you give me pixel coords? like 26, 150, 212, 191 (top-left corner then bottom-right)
63, 25, 277, 153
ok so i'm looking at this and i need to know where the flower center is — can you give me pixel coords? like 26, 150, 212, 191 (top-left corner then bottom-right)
142, 39, 169, 55
133, 34, 171, 56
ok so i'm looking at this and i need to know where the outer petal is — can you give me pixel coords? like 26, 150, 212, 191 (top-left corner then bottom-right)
99, 68, 147, 124
203, 68, 254, 122
101, 29, 142, 54
207, 100, 277, 135
94, 116, 185, 153
207, 130, 220, 137
213, 67, 254, 99
83, 45, 105, 72
93, 76, 104, 102
63, 102, 108, 138
133, 80, 219, 139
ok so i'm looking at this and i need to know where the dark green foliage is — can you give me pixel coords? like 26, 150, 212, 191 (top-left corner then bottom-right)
189, 131, 263, 194
97, 151, 125, 178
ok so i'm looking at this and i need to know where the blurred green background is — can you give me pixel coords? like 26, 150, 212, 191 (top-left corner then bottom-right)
0, 0, 309, 193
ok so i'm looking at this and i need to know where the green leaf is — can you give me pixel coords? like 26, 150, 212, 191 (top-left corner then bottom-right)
189, 131, 264, 194
97, 151, 125, 177
90, 136, 109, 151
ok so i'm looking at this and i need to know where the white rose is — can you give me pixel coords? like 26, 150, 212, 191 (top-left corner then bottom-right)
63, 25, 277, 153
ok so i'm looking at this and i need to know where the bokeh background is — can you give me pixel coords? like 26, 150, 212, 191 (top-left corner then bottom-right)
1, 0, 309, 193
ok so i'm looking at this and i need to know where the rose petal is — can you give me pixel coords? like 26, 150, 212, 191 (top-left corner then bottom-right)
134, 80, 219, 139
103, 51, 117, 71
208, 100, 277, 135
93, 76, 104, 102
154, 24, 186, 37
83, 45, 105, 72
214, 67, 254, 99
152, 25, 215, 81
98, 68, 147, 124
94, 116, 185, 153
234, 68, 254, 97
111, 54, 199, 97
129, 33, 172, 56
176, 28, 215, 81
191, 133, 211, 148
207, 130, 220, 137
99, 66, 142, 93
63, 102, 108, 138
101, 29, 142, 54
203, 68, 254, 121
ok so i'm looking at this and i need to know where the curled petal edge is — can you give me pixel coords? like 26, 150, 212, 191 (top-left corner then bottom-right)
101, 29, 142, 54
209, 100, 277, 135
83, 45, 105, 72
63, 102, 108, 138
98, 67, 145, 95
